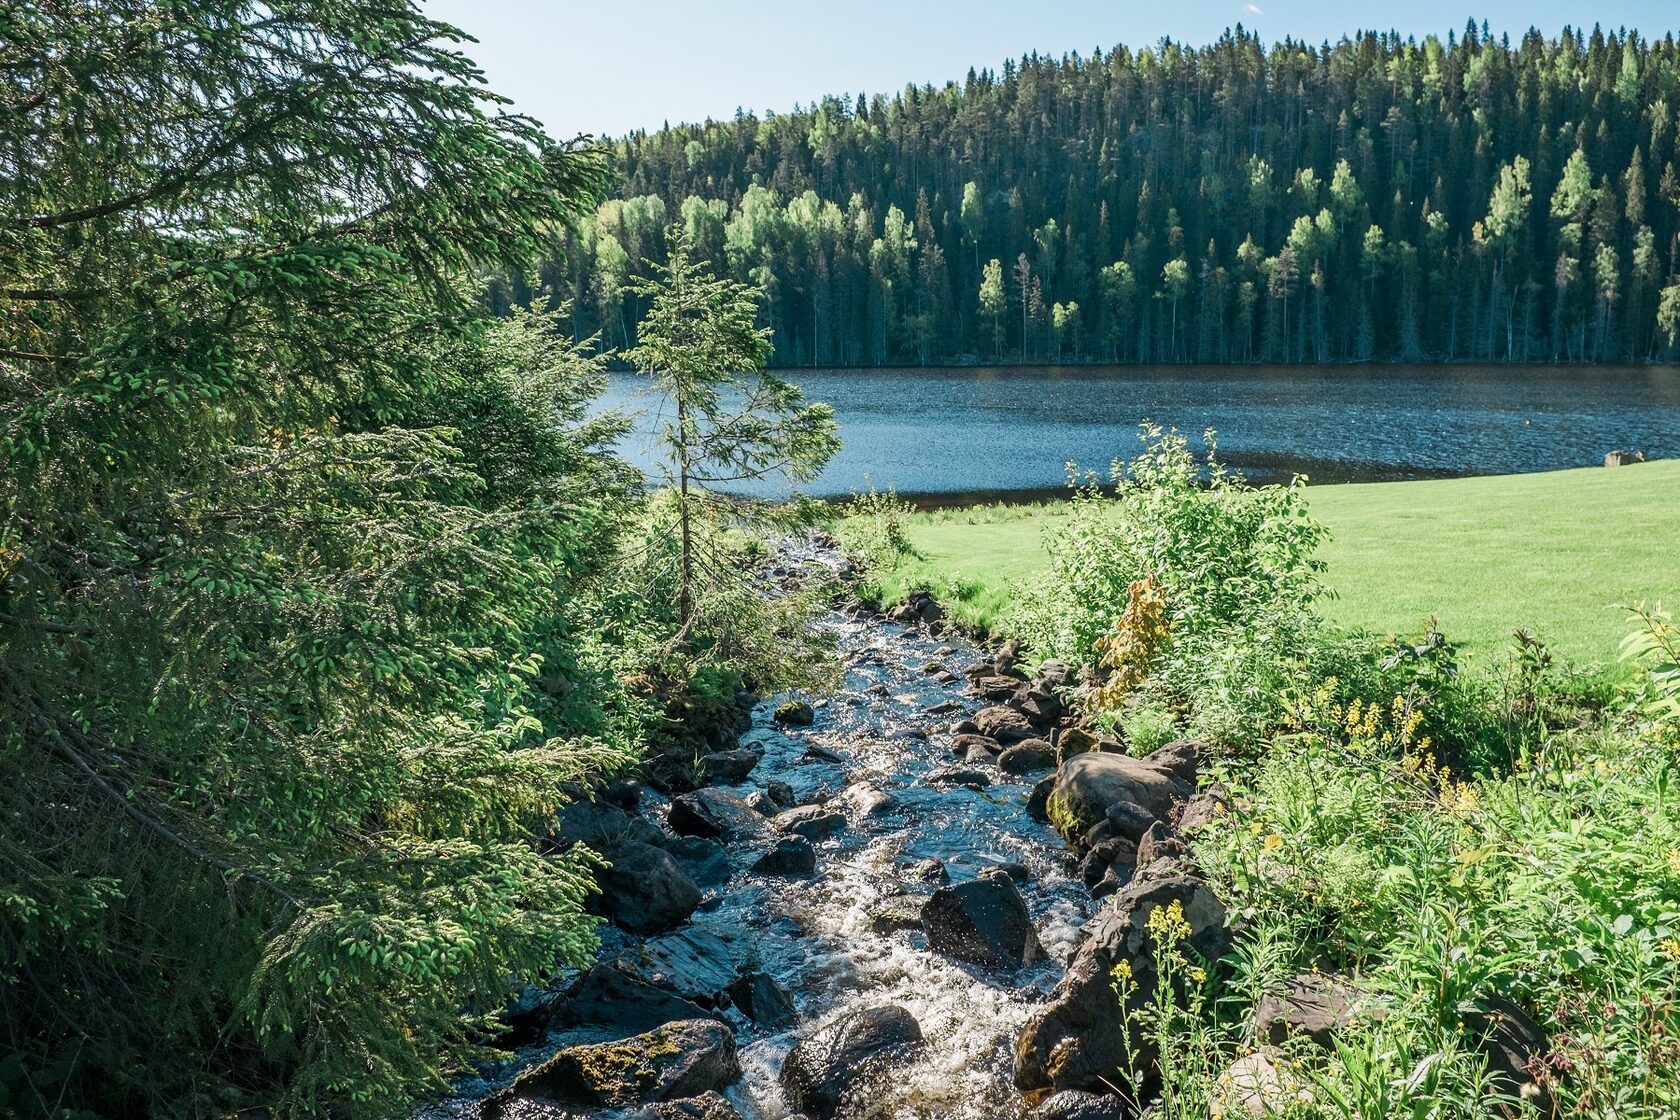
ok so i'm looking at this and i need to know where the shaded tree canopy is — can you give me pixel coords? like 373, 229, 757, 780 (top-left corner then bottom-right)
3, 2, 637, 1115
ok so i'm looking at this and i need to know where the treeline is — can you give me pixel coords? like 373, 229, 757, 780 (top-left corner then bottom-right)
504, 23, 1680, 366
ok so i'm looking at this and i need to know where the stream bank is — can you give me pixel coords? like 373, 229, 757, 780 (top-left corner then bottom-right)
425, 536, 1229, 1120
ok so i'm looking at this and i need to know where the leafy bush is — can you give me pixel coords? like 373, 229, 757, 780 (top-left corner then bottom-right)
1011, 424, 1328, 746
1197, 695, 1680, 1117
1622, 602, 1680, 726
836, 483, 922, 571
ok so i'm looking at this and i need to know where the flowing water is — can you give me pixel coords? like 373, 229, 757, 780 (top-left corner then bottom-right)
429, 543, 1093, 1119
601, 363, 1680, 499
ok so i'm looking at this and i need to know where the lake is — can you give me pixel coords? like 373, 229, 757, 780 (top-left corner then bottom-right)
600, 364, 1680, 502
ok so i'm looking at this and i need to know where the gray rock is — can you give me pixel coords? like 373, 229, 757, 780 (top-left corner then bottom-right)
601, 842, 702, 934
920, 873, 1044, 968
1008, 681, 1064, 725
554, 963, 707, 1042
1036, 660, 1077, 687
644, 1091, 744, 1119
901, 858, 949, 885
1254, 974, 1363, 1049
1465, 996, 1552, 1114
669, 788, 766, 841
1014, 869, 1229, 1094
1210, 1048, 1298, 1117
775, 804, 846, 840
1135, 821, 1192, 873
781, 1005, 924, 1119
490, 1019, 738, 1111
972, 674, 1027, 702
752, 836, 816, 876
998, 738, 1057, 774
925, 763, 990, 788
973, 704, 1036, 744
775, 700, 816, 726
664, 834, 733, 889
1026, 775, 1055, 822
765, 780, 797, 809
726, 971, 797, 1029
951, 732, 1002, 757
1047, 752, 1193, 842
617, 927, 743, 1004
697, 748, 759, 784
555, 800, 663, 852
839, 784, 896, 818
1175, 785, 1229, 836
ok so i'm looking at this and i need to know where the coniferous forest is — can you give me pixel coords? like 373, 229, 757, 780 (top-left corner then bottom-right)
511, 23, 1680, 367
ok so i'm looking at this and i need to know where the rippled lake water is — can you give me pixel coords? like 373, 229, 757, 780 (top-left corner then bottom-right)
600, 364, 1680, 500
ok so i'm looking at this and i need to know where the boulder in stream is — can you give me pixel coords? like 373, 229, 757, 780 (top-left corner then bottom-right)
973, 704, 1036, 744
998, 738, 1057, 774
726, 970, 798, 1029
774, 699, 816, 726
669, 788, 766, 841
664, 834, 733, 889
774, 804, 847, 840
1014, 866, 1229, 1095
781, 1005, 925, 1119
600, 842, 702, 934
489, 1019, 738, 1112
696, 748, 760, 784
645, 1090, 745, 1119
1045, 747, 1196, 844
553, 962, 707, 1041
920, 871, 1044, 968
752, 836, 817, 877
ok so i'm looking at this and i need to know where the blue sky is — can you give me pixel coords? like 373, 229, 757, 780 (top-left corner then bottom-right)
422, 1, 1678, 138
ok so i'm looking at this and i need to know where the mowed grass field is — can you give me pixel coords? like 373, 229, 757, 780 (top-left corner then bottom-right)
856, 461, 1680, 667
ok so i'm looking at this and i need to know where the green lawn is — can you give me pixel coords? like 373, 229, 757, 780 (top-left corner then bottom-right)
854, 461, 1680, 668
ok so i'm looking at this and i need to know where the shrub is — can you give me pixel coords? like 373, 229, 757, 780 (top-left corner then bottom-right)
1198, 696, 1680, 1117
1010, 424, 1327, 747
836, 483, 922, 571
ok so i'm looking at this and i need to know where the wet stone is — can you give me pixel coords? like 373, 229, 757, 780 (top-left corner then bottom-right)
781, 1005, 925, 1120
726, 970, 798, 1029
925, 763, 990, 788
668, 788, 766, 841
489, 1019, 739, 1112
775, 804, 847, 840
752, 836, 817, 877
920, 872, 1044, 968
775, 700, 816, 726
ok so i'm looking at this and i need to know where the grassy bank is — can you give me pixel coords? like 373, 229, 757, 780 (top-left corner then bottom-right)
852, 461, 1680, 666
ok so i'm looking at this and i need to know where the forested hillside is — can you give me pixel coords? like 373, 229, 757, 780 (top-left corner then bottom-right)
511, 23, 1680, 367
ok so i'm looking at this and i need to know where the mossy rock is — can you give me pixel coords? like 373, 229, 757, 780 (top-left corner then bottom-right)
492, 1018, 739, 1110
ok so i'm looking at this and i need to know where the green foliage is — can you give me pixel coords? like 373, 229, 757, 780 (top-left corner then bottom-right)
625, 226, 839, 627
835, 484, 922, 573
1010, 423, 1327, 745
532, 27, 1680, 366
0, 4, 642, 1116
609, 490, 841, 700
1622, 603, 1680, 723
1198, 703, 1680, 1117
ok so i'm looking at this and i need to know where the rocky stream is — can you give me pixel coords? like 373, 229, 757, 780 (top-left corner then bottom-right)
417, 537, 1489, 1120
